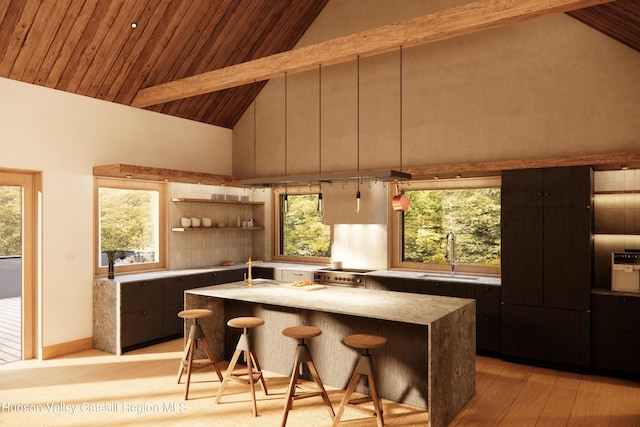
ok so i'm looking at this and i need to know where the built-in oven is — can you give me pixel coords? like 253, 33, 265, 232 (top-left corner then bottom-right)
313, 268, 371, 288
612, 251, 640, 293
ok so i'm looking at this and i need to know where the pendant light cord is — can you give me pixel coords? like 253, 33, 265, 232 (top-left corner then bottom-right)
399, 46, 403, 173
284, 72, 288, 177
319, 64, 322, 175
356, 56, 360, 175
253, 79, 257, 178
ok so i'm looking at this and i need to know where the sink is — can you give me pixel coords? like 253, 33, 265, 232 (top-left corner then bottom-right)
420, 273, 478, 281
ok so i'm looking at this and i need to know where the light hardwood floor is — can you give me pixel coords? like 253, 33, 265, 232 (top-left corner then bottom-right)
0, 338, 638, 426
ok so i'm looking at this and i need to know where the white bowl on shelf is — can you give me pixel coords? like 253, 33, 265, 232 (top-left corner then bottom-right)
202, 217, 212, 227
191, 217, 201, 227
180, 217, 191, 228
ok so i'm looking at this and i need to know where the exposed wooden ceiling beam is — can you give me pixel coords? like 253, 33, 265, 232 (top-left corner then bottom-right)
131, 0, 612, 108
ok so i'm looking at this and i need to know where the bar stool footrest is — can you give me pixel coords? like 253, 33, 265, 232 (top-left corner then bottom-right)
227, 371, 264, 385
346, 403, 379, 416
348, 396, 374, 405
291, 390, 325, 401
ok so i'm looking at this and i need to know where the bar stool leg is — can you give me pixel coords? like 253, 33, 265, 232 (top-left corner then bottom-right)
177, 321, 222, 400
249, 349, 268, 394
368, 372, 384, 427
332, 371, 362, 427
199, 335, 223, 382
333, 351, 384, 427
306, 358, 335, 420
177, 336, 194, 384
215, 348, 243, 404
282, 341, 334, 427
215, 326, 268, 417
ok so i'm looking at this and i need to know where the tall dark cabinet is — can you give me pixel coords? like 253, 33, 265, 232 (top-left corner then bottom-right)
501, 166, 593, 368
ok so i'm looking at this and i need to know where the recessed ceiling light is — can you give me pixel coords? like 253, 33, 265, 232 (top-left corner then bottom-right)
131, 22, 137, 29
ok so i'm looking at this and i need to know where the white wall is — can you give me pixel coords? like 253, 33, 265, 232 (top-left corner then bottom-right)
0, 77, 232, 348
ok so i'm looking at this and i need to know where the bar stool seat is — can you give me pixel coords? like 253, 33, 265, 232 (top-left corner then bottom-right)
215, 316, 268, 417
333, 334, 388, 427
177, 309, 223, 400
281, 326, 334, 427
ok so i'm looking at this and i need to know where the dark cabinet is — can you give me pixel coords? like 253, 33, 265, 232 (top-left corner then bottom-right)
197, 269, 246, 286
119, 269, 246, 352
252, 266, 274, 279
501, 166, 593, 368
121, 280, 163, 313
365, 275, 501, 353
591, 292, 640, 375
162, 275, 201, 336
121, 278, 167, 350
501, 304, 590, 367
121, 308, 164, 347
365, 276, 473, 298
475, 284, 501, 354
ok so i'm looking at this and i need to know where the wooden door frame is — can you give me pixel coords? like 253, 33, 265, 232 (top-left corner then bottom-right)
0, 169, 41, 360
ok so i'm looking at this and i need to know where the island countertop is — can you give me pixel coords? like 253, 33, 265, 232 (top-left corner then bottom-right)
186, 279, 474, 326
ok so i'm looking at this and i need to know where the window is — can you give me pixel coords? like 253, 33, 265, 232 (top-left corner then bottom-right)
0, 185, 21, 256
392, 177, 501, 275
275, 191, 331, 262
95, 178, 167, 276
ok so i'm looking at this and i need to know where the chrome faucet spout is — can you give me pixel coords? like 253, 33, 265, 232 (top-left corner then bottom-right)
445, 231, 459, 276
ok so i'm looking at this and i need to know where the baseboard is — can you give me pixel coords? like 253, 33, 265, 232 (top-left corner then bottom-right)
42, 337, 93, 360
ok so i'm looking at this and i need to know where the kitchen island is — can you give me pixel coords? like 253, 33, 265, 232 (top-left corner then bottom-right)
185, 280, 475, 427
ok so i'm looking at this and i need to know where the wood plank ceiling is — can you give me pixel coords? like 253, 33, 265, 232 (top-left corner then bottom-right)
0, 0, 637, 130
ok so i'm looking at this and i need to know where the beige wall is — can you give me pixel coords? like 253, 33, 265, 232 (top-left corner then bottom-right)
0, 77, 232, 349
232, 1, 640, 177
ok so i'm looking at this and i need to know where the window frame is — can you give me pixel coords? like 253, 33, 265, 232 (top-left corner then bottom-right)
94, 177, 168, 277
272, 187, 332, 264
390, 176, 502, 276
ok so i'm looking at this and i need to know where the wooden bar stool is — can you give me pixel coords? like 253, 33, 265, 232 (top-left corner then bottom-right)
281, 326, 335, 427
215, 316, 268, 417
333, 334, 388, 427
177, 309, 223, 400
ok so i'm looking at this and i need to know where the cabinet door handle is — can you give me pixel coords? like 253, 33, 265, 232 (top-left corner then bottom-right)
544, 192, 550, 197
141, 311, 147, 316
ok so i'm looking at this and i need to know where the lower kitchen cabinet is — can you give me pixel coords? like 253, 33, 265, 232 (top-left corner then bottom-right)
501, 304, 590, 369
161, 275, 200, 338
365, 275, 501, 353
121, 307, 164, 348
251, 266, 274, 279
591, 292, 640, 375
475, 285, 501, 354
94, 268, 247, 354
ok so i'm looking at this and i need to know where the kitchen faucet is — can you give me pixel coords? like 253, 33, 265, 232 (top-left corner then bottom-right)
445, 231, 460, 276
245, 257, 263, 286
